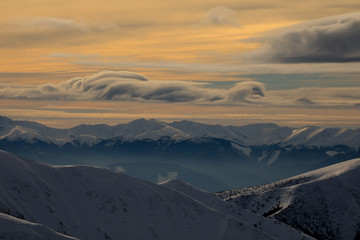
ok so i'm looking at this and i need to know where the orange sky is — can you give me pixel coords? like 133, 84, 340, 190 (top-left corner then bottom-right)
0, 0, 360, 128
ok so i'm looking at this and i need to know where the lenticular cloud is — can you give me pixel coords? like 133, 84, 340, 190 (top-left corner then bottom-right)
1, 70, 359, 108
0, 71, 265, 104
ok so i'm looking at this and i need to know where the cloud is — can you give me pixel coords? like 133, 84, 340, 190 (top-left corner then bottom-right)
1, 70, 358, 108
225, 83, 265, 103
245, 12, 360, 63
296, 97, 315, 105
0, 71, 265, 105
113, 166, 126, 173
197, 6, 240, 27
14, 17, 89, 31
157, 172, 178, 183
266, 87, 360, 108
0, 17, 118, 47
71, 58, 360, 75
49, 52, 100, 59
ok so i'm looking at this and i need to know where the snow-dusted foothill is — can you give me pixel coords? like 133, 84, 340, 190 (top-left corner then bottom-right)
160, 179, 313, 240
216, 158, 360, 240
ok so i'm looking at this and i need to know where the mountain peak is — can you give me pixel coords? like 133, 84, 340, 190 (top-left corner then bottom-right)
125, 118, 167, 130
129, 118, 162, 124
239, 123, 280, 129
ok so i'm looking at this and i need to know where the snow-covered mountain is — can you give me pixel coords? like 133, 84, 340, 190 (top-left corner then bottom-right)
1, 115, 359, 192
1, 116, 359, 148
0, 150, 313, 240
215, 158, 360, 240
160, 179, 313, 240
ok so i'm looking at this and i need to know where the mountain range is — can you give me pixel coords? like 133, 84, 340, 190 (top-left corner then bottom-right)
1, 115, 360, 192
1, 116, 359, 148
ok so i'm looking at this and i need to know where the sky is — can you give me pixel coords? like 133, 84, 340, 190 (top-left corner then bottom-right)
0, 0, 360, 128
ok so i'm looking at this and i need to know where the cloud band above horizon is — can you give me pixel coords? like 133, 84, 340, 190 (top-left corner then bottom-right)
0, 71, 265, 105
0, 71, 359, 109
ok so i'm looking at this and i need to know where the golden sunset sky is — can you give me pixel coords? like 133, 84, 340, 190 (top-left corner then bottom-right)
1, 0, 360, 127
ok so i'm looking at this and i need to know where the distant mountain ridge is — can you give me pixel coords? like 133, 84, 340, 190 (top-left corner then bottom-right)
1, 116, 359, 148
1, 115, 360, 192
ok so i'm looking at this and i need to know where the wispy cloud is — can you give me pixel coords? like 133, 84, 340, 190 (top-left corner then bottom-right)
244, 12, 360, 63
49, 52, 100, 59
71, 58, 360, 74
266, 87, 360, 108
0, 17, 119, 47
196, 6, 240, 27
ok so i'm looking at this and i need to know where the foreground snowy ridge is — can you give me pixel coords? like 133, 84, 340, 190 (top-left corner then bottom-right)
0, 150, 312, 240
216, 158, 360, 240
0, 213, 79, 240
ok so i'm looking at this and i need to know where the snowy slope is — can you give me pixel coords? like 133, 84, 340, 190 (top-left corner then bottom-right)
216, 158, 360, 240
0, 150, 301, 240
0, 125, 51, 144
0, 213, 78, 240
0, 116, 77, 145
281, 126, 360, 149
160, 179, 313, 240
115, 118, 183, 137
169, 120, 240, 140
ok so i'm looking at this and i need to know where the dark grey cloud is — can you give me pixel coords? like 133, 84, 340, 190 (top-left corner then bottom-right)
246, 12, 360, 63
0, 71, 265, 105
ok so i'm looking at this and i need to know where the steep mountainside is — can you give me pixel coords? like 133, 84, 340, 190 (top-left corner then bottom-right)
215, 158, 360, 240
160, 179, 313, 240
0, 150, 314, 240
